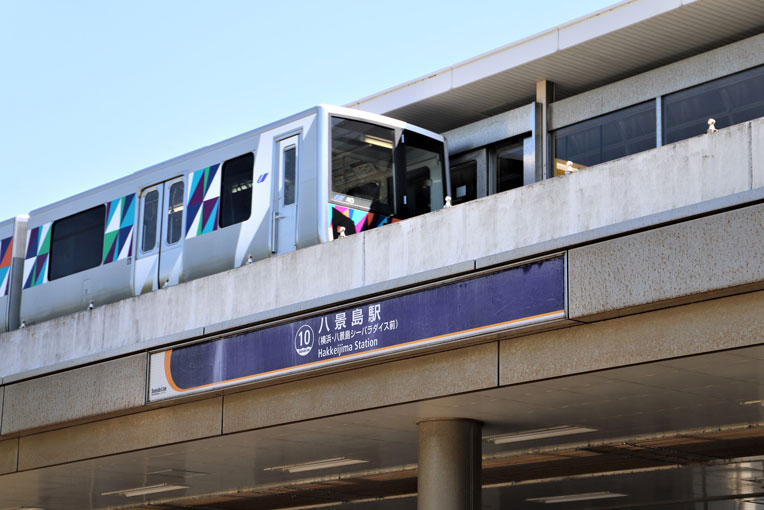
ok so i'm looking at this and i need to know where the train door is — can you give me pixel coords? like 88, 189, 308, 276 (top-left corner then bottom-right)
158, 177, 185, 287
272, 135, 298, 254
134, 177, 184, 295
135, 184, 162, 295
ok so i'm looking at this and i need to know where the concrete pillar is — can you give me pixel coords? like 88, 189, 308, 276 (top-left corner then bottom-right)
417, 419, 482, 510
535, 80, 556, 181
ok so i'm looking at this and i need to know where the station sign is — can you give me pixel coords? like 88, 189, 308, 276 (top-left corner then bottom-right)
148, 255, 566, 402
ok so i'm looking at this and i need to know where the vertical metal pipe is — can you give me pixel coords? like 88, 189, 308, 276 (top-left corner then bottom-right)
417, 419, 482, 510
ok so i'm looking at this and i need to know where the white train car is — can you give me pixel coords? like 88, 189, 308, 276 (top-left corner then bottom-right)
19, 105, 449, 326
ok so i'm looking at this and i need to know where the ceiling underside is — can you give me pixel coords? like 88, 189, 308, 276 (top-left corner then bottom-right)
3, 342, 764, 510
354, 0, 764, 133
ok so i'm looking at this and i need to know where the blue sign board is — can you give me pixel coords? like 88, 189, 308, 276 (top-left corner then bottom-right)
149, 256, 565, 401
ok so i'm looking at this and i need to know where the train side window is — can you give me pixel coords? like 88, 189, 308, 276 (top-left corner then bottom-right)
166, 181, 184, 244
219, 153, 254, 228
284, 147, 296, 206
49, 205, 105, 281
141, 189, 159, 252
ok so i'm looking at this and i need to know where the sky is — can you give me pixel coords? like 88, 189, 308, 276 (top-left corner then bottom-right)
0, 0, 617, 220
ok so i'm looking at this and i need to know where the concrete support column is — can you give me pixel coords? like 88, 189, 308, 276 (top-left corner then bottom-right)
417, 419, 482, 510
535, 80, 556, 181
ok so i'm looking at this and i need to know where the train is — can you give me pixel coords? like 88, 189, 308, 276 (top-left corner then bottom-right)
0, 105, 450, 331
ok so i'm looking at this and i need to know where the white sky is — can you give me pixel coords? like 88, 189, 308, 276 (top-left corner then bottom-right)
0, 0, 617, 219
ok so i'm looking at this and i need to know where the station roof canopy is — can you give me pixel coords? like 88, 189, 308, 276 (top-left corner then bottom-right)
346, 0, 764, 133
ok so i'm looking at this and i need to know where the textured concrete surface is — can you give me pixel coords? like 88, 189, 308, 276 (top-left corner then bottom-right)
0, 438, 16, 475
500, 290, 764, 386
569, 200, 764, 321
18, 397, 222, 470
550, 32, 764, 129
2, 354, 147, 435
443, 104, 533, 154
223, 343, 497, 434
753, 117, 764, 189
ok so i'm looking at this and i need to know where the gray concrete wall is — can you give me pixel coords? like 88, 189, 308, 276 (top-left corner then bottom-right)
500, 289, 764, 386
1, 354, 147, 435
1, 116, 762, 380
17, 397, 222, 471
443, 103, 533, 154
569, 202, 764, 321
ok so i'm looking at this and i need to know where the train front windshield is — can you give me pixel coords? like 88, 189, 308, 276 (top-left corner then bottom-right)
330, 116, 446, 237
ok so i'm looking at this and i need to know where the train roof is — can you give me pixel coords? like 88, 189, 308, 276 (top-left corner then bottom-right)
29, 105, 443, 217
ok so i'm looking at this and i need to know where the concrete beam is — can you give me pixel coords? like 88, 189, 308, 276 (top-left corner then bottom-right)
500, 290, 764, 386
223, 343, 497, 434
17, 397, 222, 471
0, 438, 16, 475
442, 103, 533, 155
569, 199, 764, 322
2, 354, 147, 435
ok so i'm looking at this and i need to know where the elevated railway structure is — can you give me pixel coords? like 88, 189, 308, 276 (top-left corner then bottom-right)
3, 1, 764, 508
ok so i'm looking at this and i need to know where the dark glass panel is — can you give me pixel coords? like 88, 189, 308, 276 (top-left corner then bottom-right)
331, 117, 394, 214
497, 144, 524, 192
141, 190, 158, 252
219, 153, 254, 228
450, 160, 477, 205
403, 130, 445, 217
49, 205, 105, 280
555, 101, 656, 168
166, 181, 184, 244
663, 65, 764, 144
284, 147, 296, 206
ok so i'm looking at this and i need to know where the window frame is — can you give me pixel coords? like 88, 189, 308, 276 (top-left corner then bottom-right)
48, 205, 106, 281
219, 152, 255, 229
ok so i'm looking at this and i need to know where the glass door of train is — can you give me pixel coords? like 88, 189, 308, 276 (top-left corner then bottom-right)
272, 135, 298, 254
134, 177, 184, 295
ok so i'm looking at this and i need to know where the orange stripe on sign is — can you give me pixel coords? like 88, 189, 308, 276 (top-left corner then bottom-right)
164, 309, 565, 393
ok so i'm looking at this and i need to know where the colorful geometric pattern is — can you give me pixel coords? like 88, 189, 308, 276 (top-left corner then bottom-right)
329, 205, 392, 239
186, 164, 220, 239
23, 223, 51, 289
103, 193, 136, 264
0, 236, 12, 296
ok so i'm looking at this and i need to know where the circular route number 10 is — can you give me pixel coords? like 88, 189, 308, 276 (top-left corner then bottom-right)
294, 325, 315, 356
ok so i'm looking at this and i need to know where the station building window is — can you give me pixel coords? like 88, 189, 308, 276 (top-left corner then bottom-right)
219, 153, 254, 228
554, 101, 656, 171
663, 65, 764, 144
449, 160, 478, 205
49, 205, 105, 280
